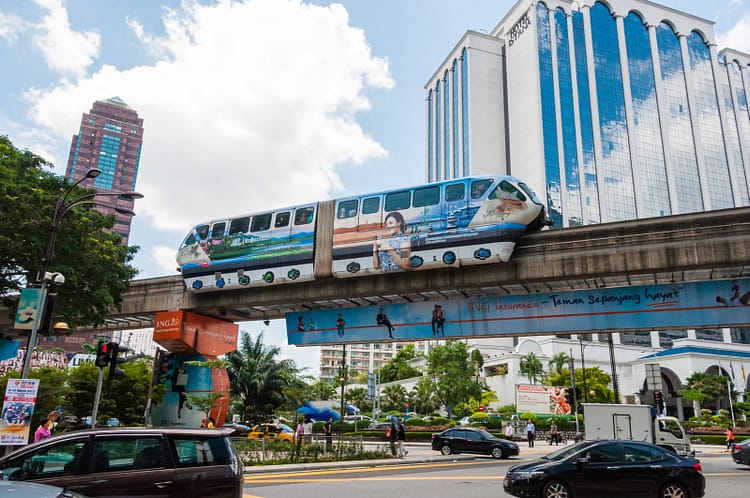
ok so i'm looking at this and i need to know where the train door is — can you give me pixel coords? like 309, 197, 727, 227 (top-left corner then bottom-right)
206, 221, 227, 258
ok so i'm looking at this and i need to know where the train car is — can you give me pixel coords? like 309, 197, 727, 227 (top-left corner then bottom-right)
330, 174, 546, 277
176, 175, 546, 292
176, 203, 318, 292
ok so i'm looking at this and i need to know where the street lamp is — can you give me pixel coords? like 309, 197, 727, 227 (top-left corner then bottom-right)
20, 168, 143, 378
579, 335, 590, 403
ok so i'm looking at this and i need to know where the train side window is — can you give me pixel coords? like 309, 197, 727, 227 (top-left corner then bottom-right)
275, 211, 290, 228
362, 197, 380, 214
196, 225, 209, 240
384, 190, 411, 212
210, 222, 225, 238
250, 213, 272, 232
470, 180, 493, 199
228, 217, 249, 235
295, 207, 315, 226
413, 186, 440, 207
489, 181, 526, 201
445, 183, 465, 202
337, 200, 359, 219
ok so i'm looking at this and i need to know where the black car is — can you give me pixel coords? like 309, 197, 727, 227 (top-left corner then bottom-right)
222, 423, 252, 437
731, 438, 750, 466
431, 427, 519, 459
503, 440, 705, 498
0, 427, 243, 498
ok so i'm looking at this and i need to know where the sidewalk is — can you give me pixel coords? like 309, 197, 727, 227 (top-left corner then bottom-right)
242, 441, 727, 474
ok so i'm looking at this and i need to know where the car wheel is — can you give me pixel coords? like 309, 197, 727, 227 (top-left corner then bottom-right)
440, 444, 453, 455
491, 446, 506, 459
542, 480, 571, 498
660, 483, 689, 498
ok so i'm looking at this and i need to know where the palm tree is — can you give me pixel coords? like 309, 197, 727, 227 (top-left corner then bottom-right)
382, 384, 408, 412
224, 332, 301, 421
519, 352, 544, 385
547, 352, 570, 378
410, 376, 439, 415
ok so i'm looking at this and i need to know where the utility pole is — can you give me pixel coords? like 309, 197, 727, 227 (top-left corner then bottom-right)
569, 351, 580, 433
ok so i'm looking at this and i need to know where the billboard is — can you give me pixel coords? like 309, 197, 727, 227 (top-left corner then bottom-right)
286, 278, 750, 345
516, 384, 571, 415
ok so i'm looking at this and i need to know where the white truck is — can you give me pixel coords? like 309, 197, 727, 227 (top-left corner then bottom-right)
582, 403, 692, 456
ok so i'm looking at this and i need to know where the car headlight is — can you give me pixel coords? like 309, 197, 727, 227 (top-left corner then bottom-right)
510, 470, 545, 479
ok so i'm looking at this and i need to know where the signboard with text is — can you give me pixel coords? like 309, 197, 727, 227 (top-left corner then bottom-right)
0, 379, 40, 445
286, 278, 750, 345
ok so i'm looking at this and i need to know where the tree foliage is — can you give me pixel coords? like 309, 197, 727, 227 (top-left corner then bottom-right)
224, 332, 302, 422
381, 384, 408, 412
409, 376, 439, 415
519, 352, 544, 385
426, 341, 482, 417
0, 135, 138, 329
680, 372, 732, 410
378, 344, 421, 383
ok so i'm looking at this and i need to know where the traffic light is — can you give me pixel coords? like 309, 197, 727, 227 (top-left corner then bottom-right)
653, 390, 664, 410
564, 387, 574, 407
157, 350, 175, 384
95, 340, 111, 368
107, 342, 130, 381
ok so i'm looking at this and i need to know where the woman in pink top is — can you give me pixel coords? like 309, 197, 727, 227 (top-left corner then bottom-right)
34, 411, 59, 442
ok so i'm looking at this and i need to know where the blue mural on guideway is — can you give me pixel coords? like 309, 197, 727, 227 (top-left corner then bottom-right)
286, 278, 750, 346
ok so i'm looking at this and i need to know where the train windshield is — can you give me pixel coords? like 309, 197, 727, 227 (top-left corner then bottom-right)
518, 182, 543, 205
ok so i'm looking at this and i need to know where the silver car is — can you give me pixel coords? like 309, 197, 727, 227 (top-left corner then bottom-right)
0, 480, 88, 498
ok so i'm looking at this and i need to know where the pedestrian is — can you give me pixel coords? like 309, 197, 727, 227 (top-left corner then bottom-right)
726, 426, 735, 451
208, 416, 216, 428
303, 417, 313, 444
324, 416, 333, 452
34, 411, 59, 442
397, 418, 408, 458
504, 421, 514, 440
549, 421, 559, 445
387, 417, 398, 457
295, 420, 304, 454
526, 419, 536, 448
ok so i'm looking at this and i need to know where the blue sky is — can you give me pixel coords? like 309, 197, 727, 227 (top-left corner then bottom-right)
2, 0, 749, 376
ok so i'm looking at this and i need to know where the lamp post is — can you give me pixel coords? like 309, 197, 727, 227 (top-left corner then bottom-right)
579, 335, 590, 403
20, 168, 143, 378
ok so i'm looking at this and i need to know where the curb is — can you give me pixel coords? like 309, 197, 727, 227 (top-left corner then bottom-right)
244, 454, 476, 474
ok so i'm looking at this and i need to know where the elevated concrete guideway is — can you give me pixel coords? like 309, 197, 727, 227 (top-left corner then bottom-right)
3, 207, 749, 334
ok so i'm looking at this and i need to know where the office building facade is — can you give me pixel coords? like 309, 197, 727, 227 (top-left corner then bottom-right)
426, 0, 750, 228
65, 97, 144, 244
423, 0, 750, 411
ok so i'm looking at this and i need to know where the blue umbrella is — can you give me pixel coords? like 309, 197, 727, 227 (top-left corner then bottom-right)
296, 401, 340, 421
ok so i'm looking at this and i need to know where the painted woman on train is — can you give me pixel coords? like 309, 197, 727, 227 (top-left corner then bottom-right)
373, 211, 412, 272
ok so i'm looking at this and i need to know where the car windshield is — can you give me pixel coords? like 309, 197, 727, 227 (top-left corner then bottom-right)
278, 424, 293, 433
541, 441, 596, 461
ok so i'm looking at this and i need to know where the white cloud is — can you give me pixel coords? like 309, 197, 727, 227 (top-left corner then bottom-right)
0, 12, 28, 44
31, 0, 101, 77
717, 14, 750, 53
151, 245, 180, 275
25, 0, 394, 237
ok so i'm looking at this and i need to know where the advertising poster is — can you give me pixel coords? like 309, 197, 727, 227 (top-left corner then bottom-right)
286, 278, 750, 345
14, 288, 43, 330
516, 384, 571, 416
0, 379, 40, 445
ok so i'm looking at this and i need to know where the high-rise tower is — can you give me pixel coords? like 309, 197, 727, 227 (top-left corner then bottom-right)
65, 96, 144, 244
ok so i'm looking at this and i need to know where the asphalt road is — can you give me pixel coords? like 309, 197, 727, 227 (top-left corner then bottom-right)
242, 442, 748, 498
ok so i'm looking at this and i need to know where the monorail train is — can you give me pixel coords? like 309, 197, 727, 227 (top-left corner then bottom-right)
176, 175, 547, 292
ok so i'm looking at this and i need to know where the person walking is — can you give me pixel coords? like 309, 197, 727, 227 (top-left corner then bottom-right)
397, 418, 408, 458
34, 411, 59, 442
726, 426, 735, 451
324, 416, 333, 452
526, 419, 536, 448
295, 420, 304, 455
387, 417, 399, 457
549, 421, 559, 445
504, 421, 514, 440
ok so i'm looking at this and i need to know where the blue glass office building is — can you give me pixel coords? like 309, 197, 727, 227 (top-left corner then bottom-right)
426, 0, 750, 228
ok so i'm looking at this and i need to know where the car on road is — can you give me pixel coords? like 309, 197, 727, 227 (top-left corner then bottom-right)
431, 427, 519, 459
367, 420, 393, 431
731, 438, 750, 466
0, 427, 243, 498
343, 414, 373, 422
503, 439, 705, 498
0, 480, 89, 498
247, 423, 296, 444
222, 423, 252, 437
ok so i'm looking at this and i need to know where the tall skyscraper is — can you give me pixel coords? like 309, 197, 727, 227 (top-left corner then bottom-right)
65, 96, 144, 244
425, 0, 750, 228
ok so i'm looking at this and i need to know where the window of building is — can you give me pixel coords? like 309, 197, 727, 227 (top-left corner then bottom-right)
730, 328, 750, 345
695, 329, 723, 342
620, 331, 652, 346
658, 329, 688, 348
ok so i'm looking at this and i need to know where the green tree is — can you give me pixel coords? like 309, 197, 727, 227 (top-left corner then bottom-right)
224, 332, 301, 421
426, 341, 482, 417
471, 349, 484, 382
382, 384, 408, 412
409, 376, 439, 415
345, 386, 371, 414
519, 353, 544, 385
309, 379, 336, 400
547, 352, 570, 378
0, 135, 139, 329
680, 372, 731, 411
378, 344, 421, 383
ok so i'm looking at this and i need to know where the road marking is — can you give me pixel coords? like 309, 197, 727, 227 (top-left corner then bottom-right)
244, 460, 495, 480
246, 476, 504, 483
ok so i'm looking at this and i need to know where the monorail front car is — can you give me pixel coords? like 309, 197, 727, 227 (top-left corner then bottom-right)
176, 175, 546, 292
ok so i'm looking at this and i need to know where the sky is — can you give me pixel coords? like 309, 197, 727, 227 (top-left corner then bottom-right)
2, 0, 749, 377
